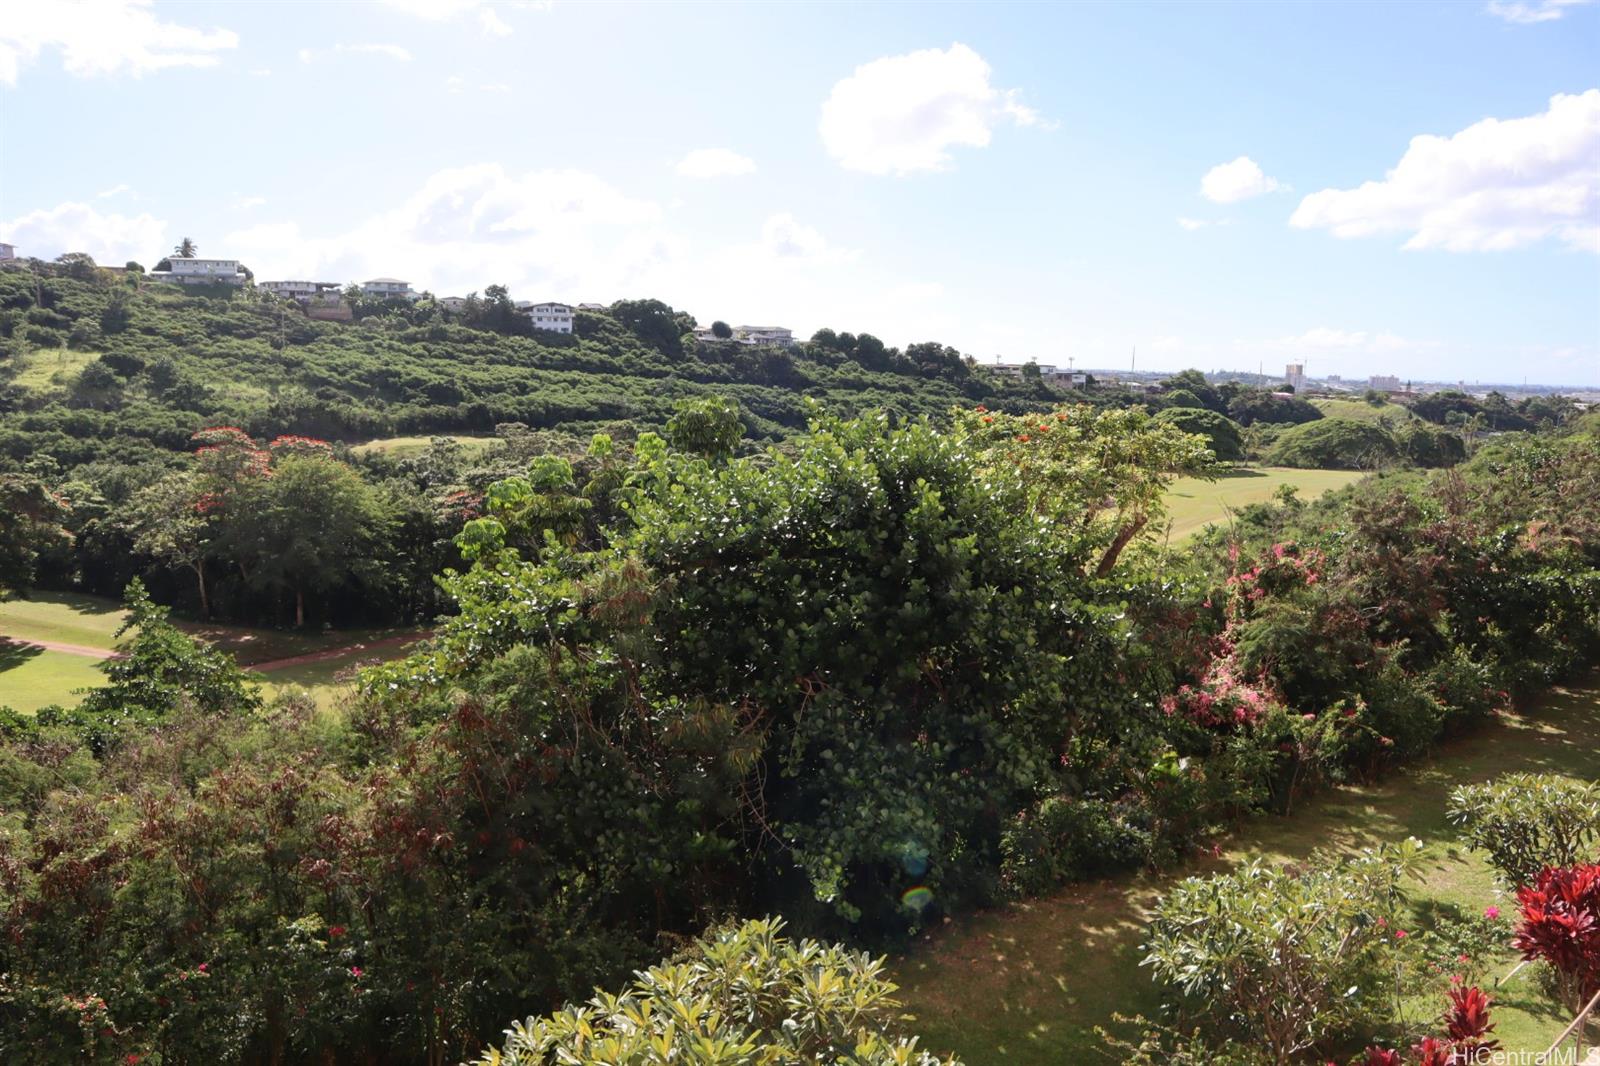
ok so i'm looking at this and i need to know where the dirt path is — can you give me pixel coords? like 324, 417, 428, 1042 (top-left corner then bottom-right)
0, 636, 119, 660
0, 632, 427, 671
246, 632, 428, 672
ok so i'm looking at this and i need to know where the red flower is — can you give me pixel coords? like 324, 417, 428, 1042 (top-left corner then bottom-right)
349, 966, 363, 978
328, 925, 346, 939
197, 962, 208, 973
125, 1056, 142, 1066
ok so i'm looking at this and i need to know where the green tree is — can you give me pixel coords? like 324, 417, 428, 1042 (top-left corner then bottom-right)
609, 298, 693, 356
229, 453, 392, 626
710, 319, 732, 339
0, 473, 70, 599
173, 237, 198, 258
665, 395, 743, 461
73, 579, 261, 752
127, 471, 215, 618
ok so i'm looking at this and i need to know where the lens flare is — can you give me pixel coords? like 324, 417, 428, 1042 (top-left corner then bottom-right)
901, 885, 934, 912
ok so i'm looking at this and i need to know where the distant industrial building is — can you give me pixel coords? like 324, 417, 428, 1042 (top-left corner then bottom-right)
1370, 374, 1402, 391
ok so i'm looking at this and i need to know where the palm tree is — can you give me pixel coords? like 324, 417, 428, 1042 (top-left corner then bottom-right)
173, 237, 197, 259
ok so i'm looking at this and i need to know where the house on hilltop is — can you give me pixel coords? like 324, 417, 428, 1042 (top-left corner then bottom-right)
152, 257, 246, 286
991, 362, 1087, 389
439, 296, 469, 312
260, 280, 340, 301
362, 277, 417, 300
526, 302, 574, 333
734, 325, 795, 347
0, 242, 14, 261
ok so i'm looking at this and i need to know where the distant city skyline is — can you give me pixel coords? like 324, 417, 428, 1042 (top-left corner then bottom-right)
1, 1, 1597, 384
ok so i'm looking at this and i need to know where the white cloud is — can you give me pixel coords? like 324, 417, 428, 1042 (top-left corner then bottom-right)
675, 148, 758, 178
478, 7, 512, 36
378, 0, 548, 34
1290, 90, 1600, 253
97, 184, 132, 199
339, 43, 412, 61
1486, 0, 1594, 23
1200, 156, 1283, 203
0, 0, 237, 86
235, 196, 267, 210
0, 201, 167, 265
224, 164, 667, 296
301, 43, 412, 63
444, 74, 465, 92
1278, 328, 1433, 352
819, 43, 1043, 175
249, 67, 271, 77
759, 213, 850, 261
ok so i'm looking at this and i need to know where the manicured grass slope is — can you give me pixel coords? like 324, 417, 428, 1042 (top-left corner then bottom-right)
893, 680, 1600, 1062
1162, 466, 1367, 541
0, 644, 107, 712
0, 592, 422, 712
352, 434, 501, 459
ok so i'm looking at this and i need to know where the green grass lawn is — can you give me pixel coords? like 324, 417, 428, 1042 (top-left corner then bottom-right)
892, 680, 1600, 1062
351, 434, 501, 460
1162, 466, 1368, 541
0, 643, 108, 712
12, 348, 98, 392
0, 592, 423, 712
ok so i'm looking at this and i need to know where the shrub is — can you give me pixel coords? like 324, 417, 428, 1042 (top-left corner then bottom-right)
1154, 407, 1246, 461
1267, 418, 1398, 470
999, 795, 1147, 894
1511, 863, 1600, 1009
468, 917, 960, 1066
1447, 773, 1600, 887
1142, 839, 1423, 1062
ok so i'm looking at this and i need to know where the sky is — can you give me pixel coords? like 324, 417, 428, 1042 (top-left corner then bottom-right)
1, 0, 1597, 386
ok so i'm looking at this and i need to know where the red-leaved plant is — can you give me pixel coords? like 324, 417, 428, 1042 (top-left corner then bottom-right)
1512, 862, 1600, 1009
1357, 985, 1498, 1066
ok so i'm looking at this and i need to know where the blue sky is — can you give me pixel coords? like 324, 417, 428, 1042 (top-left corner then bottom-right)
2, 0, 1597, 385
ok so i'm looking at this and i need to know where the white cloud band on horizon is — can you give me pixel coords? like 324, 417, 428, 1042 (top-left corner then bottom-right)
819, 43, 1043, 175
1290, 89, 1600, 253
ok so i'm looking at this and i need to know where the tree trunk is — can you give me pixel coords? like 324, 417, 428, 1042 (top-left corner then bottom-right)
1094, 513, 1150, 577
295, 585, 305, 628
194, 560, 211, 620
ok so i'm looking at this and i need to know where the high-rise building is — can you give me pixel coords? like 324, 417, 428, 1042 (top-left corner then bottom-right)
1285, 363, 1306, 391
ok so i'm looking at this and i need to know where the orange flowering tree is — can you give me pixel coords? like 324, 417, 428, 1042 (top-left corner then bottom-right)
956, 404, 1217, 576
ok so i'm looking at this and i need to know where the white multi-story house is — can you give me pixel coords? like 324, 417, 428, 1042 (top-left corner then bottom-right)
526, 302, 574, 333
362, 277, 416, 300
734, 325, 794, 347
0, 242, 15, 261
155, 258, 246, 285
439, 296, 468, 312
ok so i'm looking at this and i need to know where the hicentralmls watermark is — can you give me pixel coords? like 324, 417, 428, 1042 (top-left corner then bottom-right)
1451, 1050, 1587, 1065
